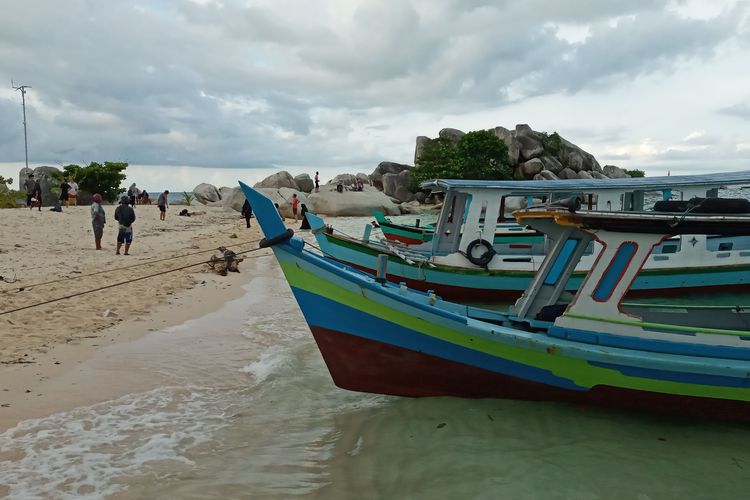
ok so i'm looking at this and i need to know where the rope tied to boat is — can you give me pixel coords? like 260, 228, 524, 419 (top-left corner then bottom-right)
259, 228, 295, 248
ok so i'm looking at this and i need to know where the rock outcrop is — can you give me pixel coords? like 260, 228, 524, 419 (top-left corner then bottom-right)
328, 173, 358, 187
254, 171, 299, 190
414, 124, 625, 181
294, 173, 314, 193
370, 161, 411, 191
382, 170, 414, 203
603, 165, 630, 179
193, 183, 222, 204
18, 166, 62, 206
307, 185, 400, 216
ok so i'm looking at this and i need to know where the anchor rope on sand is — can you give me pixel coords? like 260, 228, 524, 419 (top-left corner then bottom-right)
0, 238, 263, 294
0, 246, 270, 316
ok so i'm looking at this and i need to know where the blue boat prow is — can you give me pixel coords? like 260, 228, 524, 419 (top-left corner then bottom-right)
238, 181, 288, 241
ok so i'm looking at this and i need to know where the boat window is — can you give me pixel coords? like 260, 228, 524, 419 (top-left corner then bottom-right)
592, 242, 638, 302
706, 236, 750, 251
653, 237, 681, 255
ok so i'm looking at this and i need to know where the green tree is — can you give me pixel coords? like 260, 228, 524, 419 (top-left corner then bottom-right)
0, 176, 23, 208
625, 168, 645, 178
62, 161, 128, 202
540, 132, 562, 156
412, 130, 511, 187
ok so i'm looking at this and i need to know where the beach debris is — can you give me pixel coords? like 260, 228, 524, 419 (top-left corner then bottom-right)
0, 273, 18, 283
102, 309, 118, 318
229, 233, 238, 239
208, 246, 243, 276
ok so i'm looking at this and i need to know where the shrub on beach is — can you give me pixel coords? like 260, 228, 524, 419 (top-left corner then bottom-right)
0, 176, 24, 208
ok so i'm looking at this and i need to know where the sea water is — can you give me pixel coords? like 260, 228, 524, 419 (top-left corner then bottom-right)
4, 202, 750, 498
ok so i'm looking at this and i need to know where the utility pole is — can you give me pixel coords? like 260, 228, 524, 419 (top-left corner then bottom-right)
12, 81, 31, 170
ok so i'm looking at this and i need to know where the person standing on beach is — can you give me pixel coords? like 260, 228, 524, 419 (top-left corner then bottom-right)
68, 179, 78, 206
314, 171, 320, 192
24, 173, 36, 208
241, 198, 253, 228
291, 193, 299, 222
274, 203, 285, 221
31, 177, 42, 211
127, 183, 140, 208
300, 203, 311, 230
91, 193, 106, 250
59, 178, 71, 207
157, 190, 169, 220
114, 194, 136, 255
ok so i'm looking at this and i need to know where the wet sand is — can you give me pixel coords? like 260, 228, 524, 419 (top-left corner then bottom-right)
0, 203, 269, 431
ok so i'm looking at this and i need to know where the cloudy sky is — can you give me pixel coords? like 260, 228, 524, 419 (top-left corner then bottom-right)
1, 0, 749, 189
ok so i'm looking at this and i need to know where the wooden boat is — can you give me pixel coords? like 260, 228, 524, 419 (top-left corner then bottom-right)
240, 180, 750, 420
372, 210, 435, 245
308, 172, 750, 300
373, 210, 543, 248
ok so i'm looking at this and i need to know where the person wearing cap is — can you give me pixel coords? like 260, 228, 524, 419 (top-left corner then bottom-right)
114, 194, 136, 255
90, 193, 106, 250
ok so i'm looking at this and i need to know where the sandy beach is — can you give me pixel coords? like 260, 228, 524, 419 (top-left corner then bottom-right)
0, 202, 269, 431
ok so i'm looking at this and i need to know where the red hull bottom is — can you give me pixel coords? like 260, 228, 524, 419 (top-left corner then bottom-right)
382, 234, 426, 245
310, 326, 750, 421
334, 260, 750, 301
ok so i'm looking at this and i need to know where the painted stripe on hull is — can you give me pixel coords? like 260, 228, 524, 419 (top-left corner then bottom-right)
292, 286, 585, 391
322, 234, 750, 299
310, 325, 750, 420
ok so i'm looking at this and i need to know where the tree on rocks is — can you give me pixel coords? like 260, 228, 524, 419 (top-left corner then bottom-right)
412, 130, 512, 186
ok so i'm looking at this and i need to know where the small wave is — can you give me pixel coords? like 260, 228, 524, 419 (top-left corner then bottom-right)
239, 345, 292, 384
0, 386, 234, 500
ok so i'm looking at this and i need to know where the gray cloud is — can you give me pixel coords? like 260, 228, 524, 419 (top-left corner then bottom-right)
719, 101, 750, 120
0, 0, 747, 171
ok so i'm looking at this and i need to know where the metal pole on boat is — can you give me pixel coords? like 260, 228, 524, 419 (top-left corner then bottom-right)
375, 254, 388, 284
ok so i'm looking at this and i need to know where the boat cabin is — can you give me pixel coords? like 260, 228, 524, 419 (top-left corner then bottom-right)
421, 171, 750, 259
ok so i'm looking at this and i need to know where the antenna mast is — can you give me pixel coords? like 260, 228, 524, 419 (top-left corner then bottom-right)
12, 81, 32, 170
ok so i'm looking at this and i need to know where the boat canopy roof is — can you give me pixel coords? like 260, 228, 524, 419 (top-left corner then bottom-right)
420, 170, 750, 194
515, 208, 750, 236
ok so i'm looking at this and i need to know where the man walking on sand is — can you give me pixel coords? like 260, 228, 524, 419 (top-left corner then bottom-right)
115, 195, 136, 255
157, 190, 169, 220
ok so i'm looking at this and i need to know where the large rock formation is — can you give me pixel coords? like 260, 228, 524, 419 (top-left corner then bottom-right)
370, 161, 411, 191
254, 171, 299, 190
439, 128, 465, 145
19, 166, 62, 206
307, 185, 400, 216
221, 186, 246, 212
294, 173, 314, 193
414, 136, 430, 164
328, 173, 358, 187
603, 165, 630, 179
382, 170, 414, 202
253, 188, 304, 216
415, 124, 624, 181
193, 183, 222, 204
